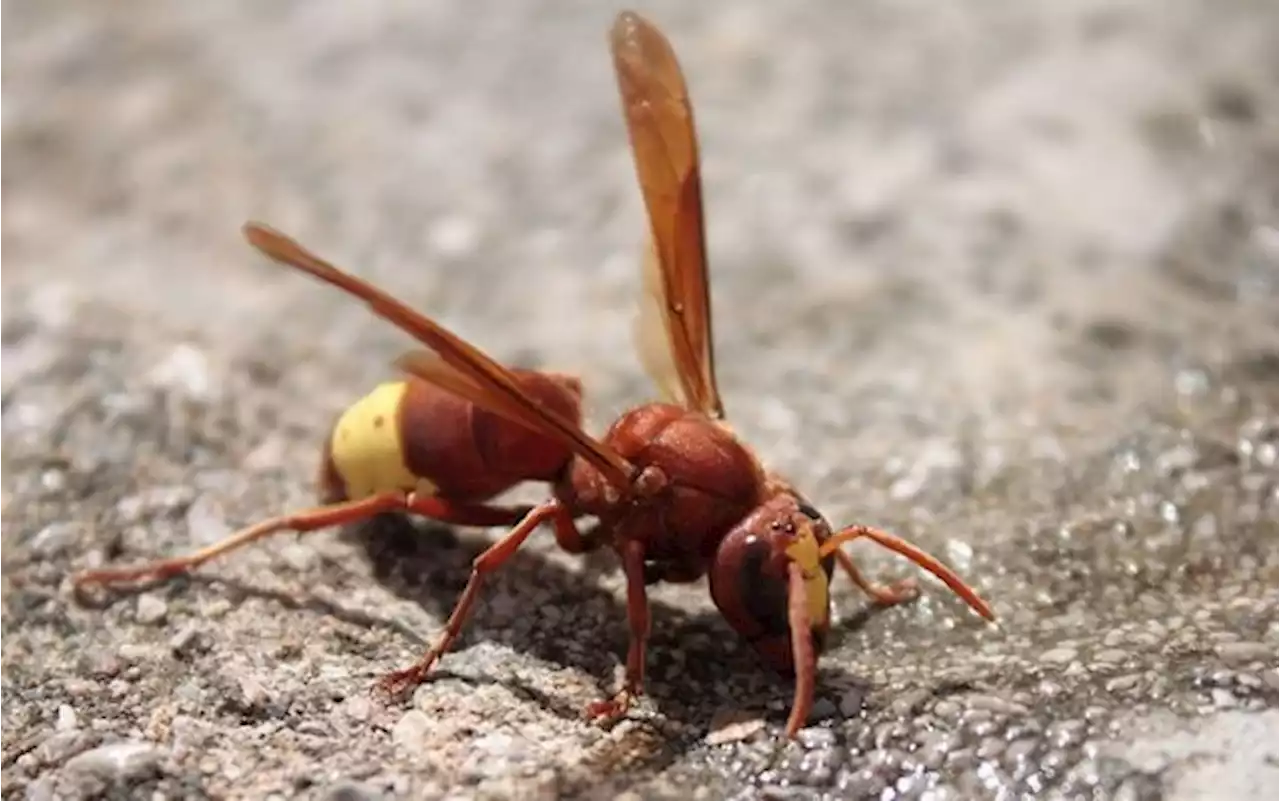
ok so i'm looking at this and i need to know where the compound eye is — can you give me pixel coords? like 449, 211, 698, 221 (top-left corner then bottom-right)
793, 498, 831, 536
796, 500, 822, 521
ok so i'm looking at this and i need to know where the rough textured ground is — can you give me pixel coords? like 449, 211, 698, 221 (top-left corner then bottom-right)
2, 1, 1277, 799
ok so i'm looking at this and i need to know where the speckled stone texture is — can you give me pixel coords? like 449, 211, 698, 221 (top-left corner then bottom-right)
3, 1, 1277, 799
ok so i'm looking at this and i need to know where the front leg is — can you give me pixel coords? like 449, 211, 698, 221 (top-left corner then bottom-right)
585, 539, 649, 724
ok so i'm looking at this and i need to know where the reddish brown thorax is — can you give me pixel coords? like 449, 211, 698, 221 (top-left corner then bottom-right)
557, 403, 766, 570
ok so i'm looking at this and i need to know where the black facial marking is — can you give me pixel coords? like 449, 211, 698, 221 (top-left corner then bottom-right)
740, 546, 790, 639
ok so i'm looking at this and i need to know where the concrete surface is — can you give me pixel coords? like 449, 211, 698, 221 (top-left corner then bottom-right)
2, 1, 1277, 799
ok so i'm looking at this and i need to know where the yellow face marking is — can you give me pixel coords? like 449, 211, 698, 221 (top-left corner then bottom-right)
330, 382, 437, 500
785, 520, 831, 628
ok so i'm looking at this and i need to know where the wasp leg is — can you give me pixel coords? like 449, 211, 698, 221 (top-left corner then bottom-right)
406, 496, 534, 528
584, 539, 649, 725
376, 500, 574, 697
824, 525, 994, 621
831, 547, 919, 607
72, 492, 530, 590
550, 511, 605, 554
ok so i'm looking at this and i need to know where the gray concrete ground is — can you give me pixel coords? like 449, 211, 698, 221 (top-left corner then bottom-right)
2, 1, 1277, 799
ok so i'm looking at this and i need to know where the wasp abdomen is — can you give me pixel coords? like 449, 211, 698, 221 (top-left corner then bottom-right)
321, 372, 583, 505
321, 381, 438, 503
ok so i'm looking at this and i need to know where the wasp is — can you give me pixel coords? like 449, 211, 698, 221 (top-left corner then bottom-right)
74, 11, 994, 737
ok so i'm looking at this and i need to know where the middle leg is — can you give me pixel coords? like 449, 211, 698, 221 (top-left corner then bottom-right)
584, 538, 650, 724
377, 500, 577, 697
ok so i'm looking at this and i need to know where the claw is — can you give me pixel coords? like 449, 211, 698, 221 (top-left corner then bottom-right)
374, 663, 433, 700
584, 689, 635, 725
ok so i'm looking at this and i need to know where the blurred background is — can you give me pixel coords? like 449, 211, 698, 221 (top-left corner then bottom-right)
3, 1, 1277, 799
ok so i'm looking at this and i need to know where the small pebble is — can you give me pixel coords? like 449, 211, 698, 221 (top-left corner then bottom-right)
169, 625, 208, 657
808, 697, 837, 722
202, 599, 233, 618
705, 708, 765, 745
945, 747, 977, 769
1215, 642, 1274, 665
30, 522, 78, 556
146, 343, 213, 399
342, 696, 374, 723
428, 214, 481, 258
915, 730, 957, 770
839, 768, 887, 799
932, 700, 961, 718
963, 693, 1029, 716
118, 643, 156, 663
1040, 647, 1076, 665
797, 727, 836, 749
37, 730, 96, 765
135, 594, 168, 625
84, 651, 121, 678
41, 469, 67, 491
117, 487, 196, 524
63, 741, 163, 783
464, 732, 528, 781
839, 688, 865, 716
1003, 738, 1038, 766
976, 736, 1005, 760
236, 676, 270, 711
1037, 679, 1064, 698
185, 495, 231, 545
1103, 628, 1129, 648
1092, 648, 1129, 665
1041, 747, 1069, 772
174, 679, 204, 706
321, 781, 387, 801
63, 678, 98, 698
392, 710, 431, 752
56, 705, 78, 732
1046, 719, 1086, 748
296, 720, 330, 738
24, 776, 56, 801
888, 688, 932, 717
1235, 673, 1262, 690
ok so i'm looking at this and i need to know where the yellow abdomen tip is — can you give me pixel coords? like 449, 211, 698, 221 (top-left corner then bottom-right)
329, 382, 436, 500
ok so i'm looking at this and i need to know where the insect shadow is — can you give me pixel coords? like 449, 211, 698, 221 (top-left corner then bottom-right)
343, 513, 885, 740
72, 514, 883, 752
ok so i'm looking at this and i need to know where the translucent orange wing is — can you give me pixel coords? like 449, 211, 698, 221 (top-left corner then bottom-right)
611, 11, 724, 419
632, 236, 685, 407
242, 222, 633, 489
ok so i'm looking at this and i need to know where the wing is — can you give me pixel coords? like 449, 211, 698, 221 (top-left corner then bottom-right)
611, 11, 725, 420
632, 235, 685, 406
242, 222, 633, 489
393, 350, 592, 466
